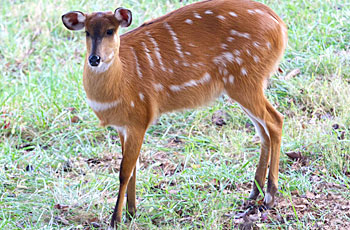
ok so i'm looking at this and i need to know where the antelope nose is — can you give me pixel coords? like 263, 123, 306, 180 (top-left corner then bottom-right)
89, 55, 101, 66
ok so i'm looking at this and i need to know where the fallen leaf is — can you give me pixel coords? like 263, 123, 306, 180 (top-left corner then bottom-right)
283, 68, 300, 80
212, 110, 229, 127
54, 204, 70, 212
285, 151, 303, 160
70, 116, 80, 123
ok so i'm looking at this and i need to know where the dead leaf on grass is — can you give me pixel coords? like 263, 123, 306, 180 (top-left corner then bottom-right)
70, 115, 80, 123
167, 136, 183, 146
285, 151, 303, 160
54, 204, 70, 212
86, 217, 101, 228
283, 68, 300, 80
212, 110, 229, 127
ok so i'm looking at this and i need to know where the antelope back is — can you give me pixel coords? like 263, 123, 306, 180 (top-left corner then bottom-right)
113, 0, 287, 114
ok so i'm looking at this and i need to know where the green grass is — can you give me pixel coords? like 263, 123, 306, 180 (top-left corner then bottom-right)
1, 0, 350, 229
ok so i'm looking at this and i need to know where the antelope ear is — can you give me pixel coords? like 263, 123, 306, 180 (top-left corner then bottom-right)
114, 7, 132, 27
62, 11, 86, 31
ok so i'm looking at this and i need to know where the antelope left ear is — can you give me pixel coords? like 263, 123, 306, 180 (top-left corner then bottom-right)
114, 7, 132, 27
62, 11, 86, 31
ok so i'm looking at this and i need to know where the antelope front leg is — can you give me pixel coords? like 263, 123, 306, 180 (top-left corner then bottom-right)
117, 130, 137, 219
110, 126, 146, 228
126, 166, 137, 219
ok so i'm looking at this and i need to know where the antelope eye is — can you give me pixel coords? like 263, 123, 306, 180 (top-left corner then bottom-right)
85, 31, 90, 37
106, 29, 114, 35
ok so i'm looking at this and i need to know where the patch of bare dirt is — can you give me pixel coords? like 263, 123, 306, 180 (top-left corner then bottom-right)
226, 182, 350, 229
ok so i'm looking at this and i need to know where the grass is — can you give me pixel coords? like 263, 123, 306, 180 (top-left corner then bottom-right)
1, 0, 350, 229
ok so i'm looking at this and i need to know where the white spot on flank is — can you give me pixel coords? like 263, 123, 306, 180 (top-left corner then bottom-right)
139, 93, 144, 101
146, 31, 166, 72
223, 68, 229, 76
130, 101, 135, 107
153, 83, 164, 91
229, 75, 234, 84
229, 11, 238, 17
216, 15, 225, 20
142, 42, 154, 68
266, 42, 271, 50
189, 43, 197, 47
218, 67, 225, 75
164, 22, 184, 59
241, 67, 248, 76
199, 72, 211, 83
170, 72, 211, 92
247, 9, 255, 14
221, 43, 228, 50
223, 53, 234, 62
170, 85, 182, 92
255, 9, 264, 15
183, 80, 198, 87
230, 30, 251, 39
174, 59, 179, 65
213, 52, 234, 66
253, 41, 260, 48
233, 49, 241, 56
227, 37, 234, 42
86, 98, 120, 112
253, 55, 260, 63
194, 12, 202, 19
185, 51, 191, 56
223, 77, 227, 84
204, 10, 213, 14
111, 125, 128, 142
185, 19, 193, 24
131, 47, 143, 78
246, 49, 252, 56
183, 62, 190, 67
241, 33, 251, 39
235, 57, 243, 65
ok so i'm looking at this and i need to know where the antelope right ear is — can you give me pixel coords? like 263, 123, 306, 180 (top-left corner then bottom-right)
62, 11, 86, 31
114, 7, 132, 27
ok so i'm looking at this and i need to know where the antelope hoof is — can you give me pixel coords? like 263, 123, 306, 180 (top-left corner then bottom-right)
110, 216, 121, 230
263, 192, 275, 208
